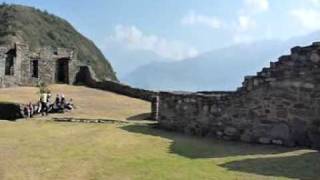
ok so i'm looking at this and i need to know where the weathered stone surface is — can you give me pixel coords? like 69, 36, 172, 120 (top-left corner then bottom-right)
240, 131, 253, 143
272, 139, 283, 145
310, 53, 320, 63
216, 131, 223, 137
308, 132, 320, 149
259, 137, 271, 144
0, 42, 81, 88
157, 42, 320, 149
224, 127, 239, 137
269, 123, 290, 140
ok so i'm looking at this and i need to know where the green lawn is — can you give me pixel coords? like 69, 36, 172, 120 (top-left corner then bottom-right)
0, 120, 318, 180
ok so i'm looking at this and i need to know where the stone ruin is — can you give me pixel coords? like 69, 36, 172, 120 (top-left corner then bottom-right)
2, 40, 320, 150
155, 42, 320, 149
0, 42, 88, 120
0, 42, 81, 87
0, 42, 159, 120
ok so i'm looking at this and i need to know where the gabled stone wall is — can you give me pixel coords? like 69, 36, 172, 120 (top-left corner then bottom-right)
157, 42, 320, 149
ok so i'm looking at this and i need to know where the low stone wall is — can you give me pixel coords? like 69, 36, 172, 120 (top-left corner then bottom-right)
157, 42, 320, 149
74, 66, 158, 102
158, 91, 233, 136
158, 85, 320, 149
0, 102, 23, 120
74, 66, 158, 120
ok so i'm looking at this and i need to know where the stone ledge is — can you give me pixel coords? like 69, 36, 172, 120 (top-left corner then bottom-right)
53, 117, 129, 124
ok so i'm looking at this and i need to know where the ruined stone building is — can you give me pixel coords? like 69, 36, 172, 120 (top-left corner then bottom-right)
0, 42, 81, 88
156, 42, 320, 149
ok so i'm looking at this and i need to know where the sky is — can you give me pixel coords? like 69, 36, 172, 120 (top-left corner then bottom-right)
1, 0, 320, 61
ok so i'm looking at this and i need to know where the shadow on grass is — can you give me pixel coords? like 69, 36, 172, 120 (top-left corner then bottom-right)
121, 123, 294, 159
122, 123, 320, 179
126, 113, 151, 121
221, 151, 320, 180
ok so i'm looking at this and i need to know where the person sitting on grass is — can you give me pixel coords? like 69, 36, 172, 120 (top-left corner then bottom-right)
24, 102, 34, 118
25, 93, 75, 118
34, 101, 41, 114
65, 98, 74, 111
54, 94, 60, 108
61, 94, 66, 106
34, 101, 42, 114
52, 93, 62, 113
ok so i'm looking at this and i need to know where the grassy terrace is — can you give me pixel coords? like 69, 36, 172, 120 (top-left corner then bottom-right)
0, 85, 319, 180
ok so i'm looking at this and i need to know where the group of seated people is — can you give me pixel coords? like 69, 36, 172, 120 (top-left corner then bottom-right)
24, 93, 74, 118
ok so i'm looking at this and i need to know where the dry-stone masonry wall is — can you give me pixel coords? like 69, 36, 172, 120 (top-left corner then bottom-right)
157, 42, 320, 149
74, 66, 158, 102
0, 42, 81, 88
74, 66, 158, 119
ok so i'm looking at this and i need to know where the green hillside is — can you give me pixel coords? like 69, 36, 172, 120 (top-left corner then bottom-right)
0, 3, 117, 81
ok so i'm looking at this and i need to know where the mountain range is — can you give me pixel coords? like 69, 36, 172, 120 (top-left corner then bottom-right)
118, 31, 320, 91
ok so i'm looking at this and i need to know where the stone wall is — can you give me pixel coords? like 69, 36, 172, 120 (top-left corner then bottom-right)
74, 66, 158, 119
0, 42, 80, 88
74, 66, 158, 102
157, 42, 320, 149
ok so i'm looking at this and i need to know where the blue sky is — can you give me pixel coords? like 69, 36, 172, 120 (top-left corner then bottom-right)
2, 0, 320, 60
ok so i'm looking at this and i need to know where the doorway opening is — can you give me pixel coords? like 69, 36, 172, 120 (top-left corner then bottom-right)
56, 58, 69, 84
5, 49, 15, 76
31, 60, 39, 78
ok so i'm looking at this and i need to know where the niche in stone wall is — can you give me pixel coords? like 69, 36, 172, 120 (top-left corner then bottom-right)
31, 60, 39, 78
5, 49, 15, 76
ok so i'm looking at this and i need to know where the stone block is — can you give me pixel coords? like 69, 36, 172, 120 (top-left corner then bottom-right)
240, 132, 252, 143
259, 137, 271, 144
216, 131, 223, 137
272, 139, 283, 145
270, 123, 290, 140
276, 108, 288, 119
310, 53, 320, 63
224, 127, 239, 136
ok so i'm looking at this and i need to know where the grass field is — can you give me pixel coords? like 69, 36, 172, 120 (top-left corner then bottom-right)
0, 85, 150, 120
0, 85, 319, 180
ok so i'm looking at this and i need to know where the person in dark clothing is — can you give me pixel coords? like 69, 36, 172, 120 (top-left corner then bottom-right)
55, 94, 61, 106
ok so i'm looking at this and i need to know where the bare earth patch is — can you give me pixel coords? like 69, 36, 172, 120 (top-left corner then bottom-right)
0, 85, 319, 180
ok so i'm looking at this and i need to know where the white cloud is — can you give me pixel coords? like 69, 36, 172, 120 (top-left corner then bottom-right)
237, 15, 256, 32
181, 11, 222, 29
291, 8, 320, 31
109, 25, 199, 60
231, 0, 268, 43
232, 15, 256, 43
309, 0, 320, 6
244, 0, 269, 13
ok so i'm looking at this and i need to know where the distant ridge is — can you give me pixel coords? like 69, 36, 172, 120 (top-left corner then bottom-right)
124, 32, 320, 91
